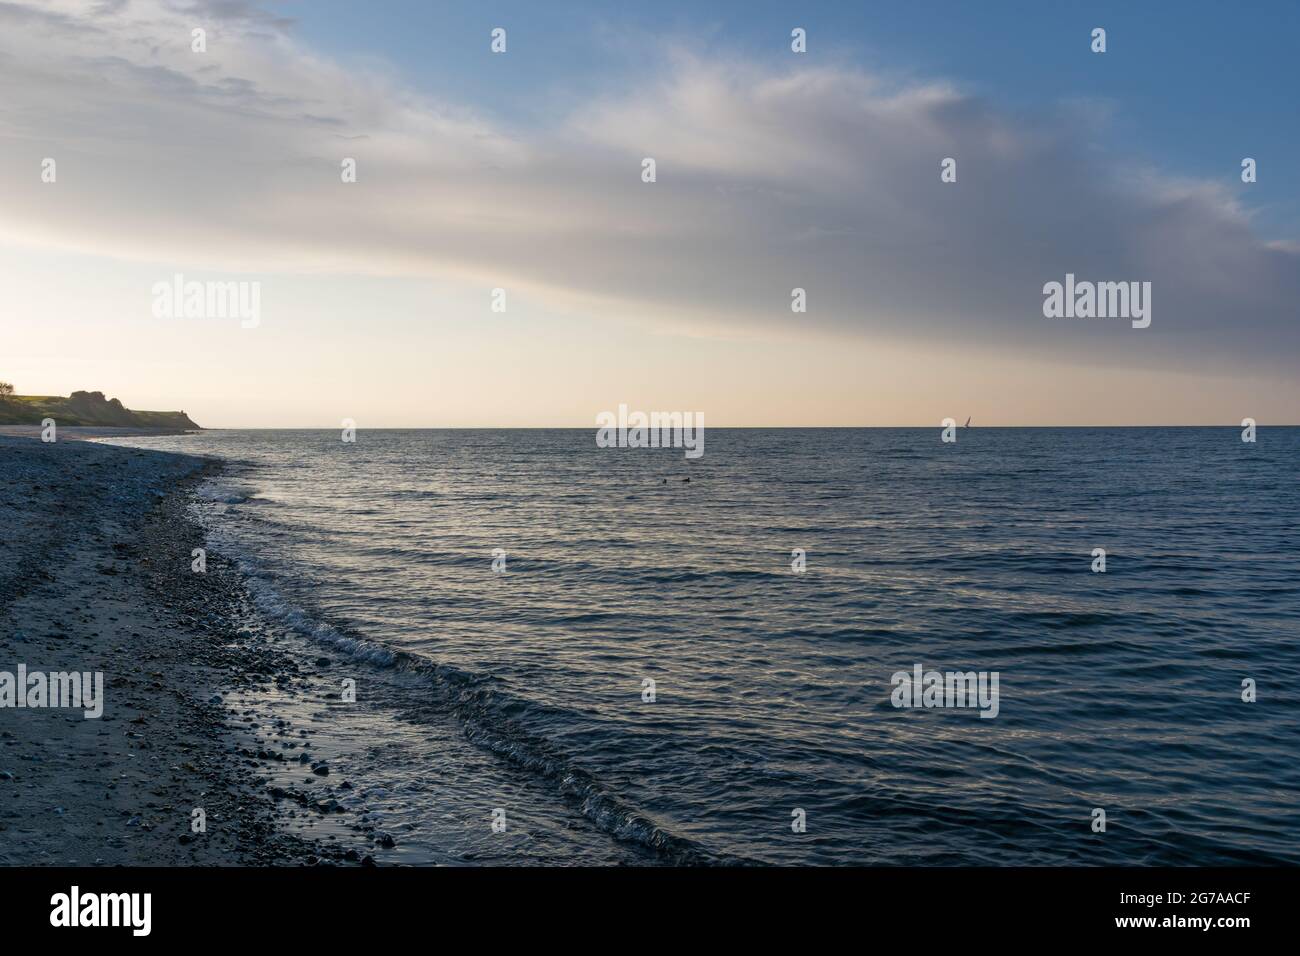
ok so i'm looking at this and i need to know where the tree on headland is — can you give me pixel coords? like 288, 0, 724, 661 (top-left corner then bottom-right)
0, 382, 14, 402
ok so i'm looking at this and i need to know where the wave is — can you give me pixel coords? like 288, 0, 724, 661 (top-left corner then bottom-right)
222, 545, 730, 865
194, 479, 259, 505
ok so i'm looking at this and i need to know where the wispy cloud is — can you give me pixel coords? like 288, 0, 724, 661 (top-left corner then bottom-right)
3, 0, 1296, 379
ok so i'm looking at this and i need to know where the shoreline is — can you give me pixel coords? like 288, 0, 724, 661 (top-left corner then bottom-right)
0, 436, 381, 865
0, 425, 201, 441
7, 430, 1293, 866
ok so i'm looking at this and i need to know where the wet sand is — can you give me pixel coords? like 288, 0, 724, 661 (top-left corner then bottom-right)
0, 434, 382, 865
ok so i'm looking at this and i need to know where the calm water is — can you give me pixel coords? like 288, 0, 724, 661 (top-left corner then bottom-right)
103, 428, 1300, 865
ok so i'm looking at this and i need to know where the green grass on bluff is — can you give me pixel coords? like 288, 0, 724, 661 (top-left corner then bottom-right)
0, 391, 199, 429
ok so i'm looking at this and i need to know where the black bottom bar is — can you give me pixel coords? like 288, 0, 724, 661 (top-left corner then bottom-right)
0, 866, 1291, 941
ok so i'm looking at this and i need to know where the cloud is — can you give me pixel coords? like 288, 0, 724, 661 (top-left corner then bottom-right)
2, 0, 1296, 379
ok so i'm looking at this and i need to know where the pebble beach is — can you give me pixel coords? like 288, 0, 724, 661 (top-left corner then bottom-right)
0, 434, 390, 866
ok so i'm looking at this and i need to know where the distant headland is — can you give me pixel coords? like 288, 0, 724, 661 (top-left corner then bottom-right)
0, 384, 200, 430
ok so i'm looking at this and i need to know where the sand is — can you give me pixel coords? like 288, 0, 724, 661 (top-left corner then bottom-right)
0, 434, 380, 865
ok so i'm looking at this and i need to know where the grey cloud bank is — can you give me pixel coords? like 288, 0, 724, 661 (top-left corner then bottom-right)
1, 0, 1295, 382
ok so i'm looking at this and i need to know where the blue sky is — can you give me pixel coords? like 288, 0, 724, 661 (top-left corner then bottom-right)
2, 0, 1296, 425
293, 0, 1298, 234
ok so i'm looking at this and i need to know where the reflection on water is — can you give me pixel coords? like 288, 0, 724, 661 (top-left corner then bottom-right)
102, 428, 1300, 865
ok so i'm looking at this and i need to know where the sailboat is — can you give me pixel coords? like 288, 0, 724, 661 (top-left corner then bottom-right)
964, 417, 972, 428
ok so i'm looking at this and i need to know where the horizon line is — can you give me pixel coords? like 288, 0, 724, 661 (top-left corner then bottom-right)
179, 423, 1298, 430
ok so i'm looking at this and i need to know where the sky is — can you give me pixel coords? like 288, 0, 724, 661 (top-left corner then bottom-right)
1, 0, 1297, 427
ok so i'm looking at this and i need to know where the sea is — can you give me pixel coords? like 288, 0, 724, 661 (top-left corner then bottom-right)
99, 427, 1300, 865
